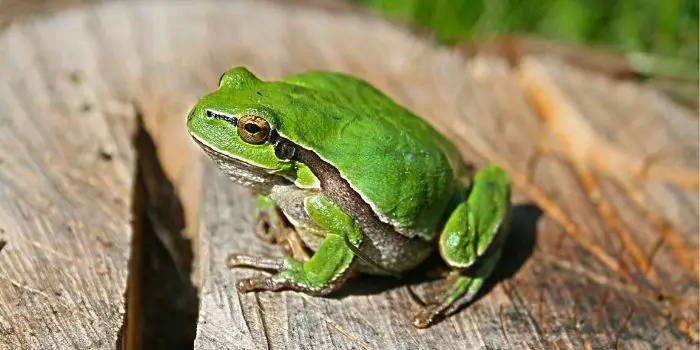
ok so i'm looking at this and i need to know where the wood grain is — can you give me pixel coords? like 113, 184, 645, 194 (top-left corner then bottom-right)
0, 10, 137, 347
0, 0, 697, 349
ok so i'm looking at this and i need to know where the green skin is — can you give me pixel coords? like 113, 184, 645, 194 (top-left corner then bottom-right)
187, 67, 512, 328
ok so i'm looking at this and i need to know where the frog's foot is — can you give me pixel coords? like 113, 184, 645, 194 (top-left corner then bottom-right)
227, 250, 353, 296
253, 196, 288, 245
227, 224, 357, 297
229, 194, 361, 297
254, 218, 311, 262
411, 273, 482, 328
234, 273, 347, 297
414, 164, 511, 328
226, 254, 299, 293
253, 195, 311, 262
412, 302, 452, 329
411, 249, 502, 328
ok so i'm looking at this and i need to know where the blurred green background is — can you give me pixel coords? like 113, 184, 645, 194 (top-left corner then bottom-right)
351, 0, 699, 84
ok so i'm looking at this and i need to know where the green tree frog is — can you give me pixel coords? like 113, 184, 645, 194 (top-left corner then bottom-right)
187, 67, 511, 328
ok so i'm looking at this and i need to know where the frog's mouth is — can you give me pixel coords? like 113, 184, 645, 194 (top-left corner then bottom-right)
190, 136, 290, 194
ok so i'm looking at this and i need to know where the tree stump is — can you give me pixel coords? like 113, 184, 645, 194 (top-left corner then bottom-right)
0, 0, 697, 349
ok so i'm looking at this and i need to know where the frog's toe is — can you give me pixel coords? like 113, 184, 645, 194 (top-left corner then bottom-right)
411, 303, 450, 328
226, 253, 287, 271
236, 276, 285, 293
412, 312, 435, 329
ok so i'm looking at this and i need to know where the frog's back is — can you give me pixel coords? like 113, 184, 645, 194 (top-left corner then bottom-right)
270, 71, 465, 240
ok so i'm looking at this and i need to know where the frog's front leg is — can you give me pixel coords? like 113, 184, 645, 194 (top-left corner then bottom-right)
229, 194, 361, 296
413, 165, 511, 328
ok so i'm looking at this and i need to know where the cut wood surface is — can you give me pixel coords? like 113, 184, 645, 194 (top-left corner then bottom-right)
0, 0, 697, 349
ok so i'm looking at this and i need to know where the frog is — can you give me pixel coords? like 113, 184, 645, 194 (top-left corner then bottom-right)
186, 67, 512, 328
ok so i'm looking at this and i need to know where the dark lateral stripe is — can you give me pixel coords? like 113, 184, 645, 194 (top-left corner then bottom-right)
205, 109, 237, 124
291, 141, 396, 234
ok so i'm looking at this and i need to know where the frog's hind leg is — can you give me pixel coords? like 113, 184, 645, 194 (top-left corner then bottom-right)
253, 194, 310, 262
412, 165, 511, 328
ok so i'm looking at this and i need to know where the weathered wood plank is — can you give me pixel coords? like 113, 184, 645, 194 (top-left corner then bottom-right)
0, 0, 697, 349
0, 11, 138, 348
0, 1, 206, 348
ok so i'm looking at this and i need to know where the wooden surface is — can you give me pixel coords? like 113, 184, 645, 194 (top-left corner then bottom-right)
0, 0, 697, 349
0, 9, 140, 346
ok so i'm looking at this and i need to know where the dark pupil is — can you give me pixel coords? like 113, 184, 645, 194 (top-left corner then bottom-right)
244, 123, 261, 134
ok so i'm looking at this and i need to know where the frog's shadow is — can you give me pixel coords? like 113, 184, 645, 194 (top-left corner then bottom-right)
332, 203, 542, 300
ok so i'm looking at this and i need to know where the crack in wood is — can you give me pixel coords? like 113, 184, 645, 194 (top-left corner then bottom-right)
121, 104, 200, 349
253, 293, 272, 350
319, 312, 371, 350
499, 304, 512, 348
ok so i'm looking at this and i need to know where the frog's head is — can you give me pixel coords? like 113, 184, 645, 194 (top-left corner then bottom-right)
187, 67, 312, 192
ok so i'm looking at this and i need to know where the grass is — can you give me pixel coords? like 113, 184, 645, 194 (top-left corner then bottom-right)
351, 0, 699, 82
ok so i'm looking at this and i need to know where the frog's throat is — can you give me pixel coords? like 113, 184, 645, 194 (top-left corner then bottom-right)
191, 135, 289, 194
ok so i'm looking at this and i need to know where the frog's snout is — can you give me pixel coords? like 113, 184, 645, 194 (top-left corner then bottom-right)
185, 108, 198, 132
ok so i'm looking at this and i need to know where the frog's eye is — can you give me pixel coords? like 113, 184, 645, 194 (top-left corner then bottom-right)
237, 115, 270, 145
